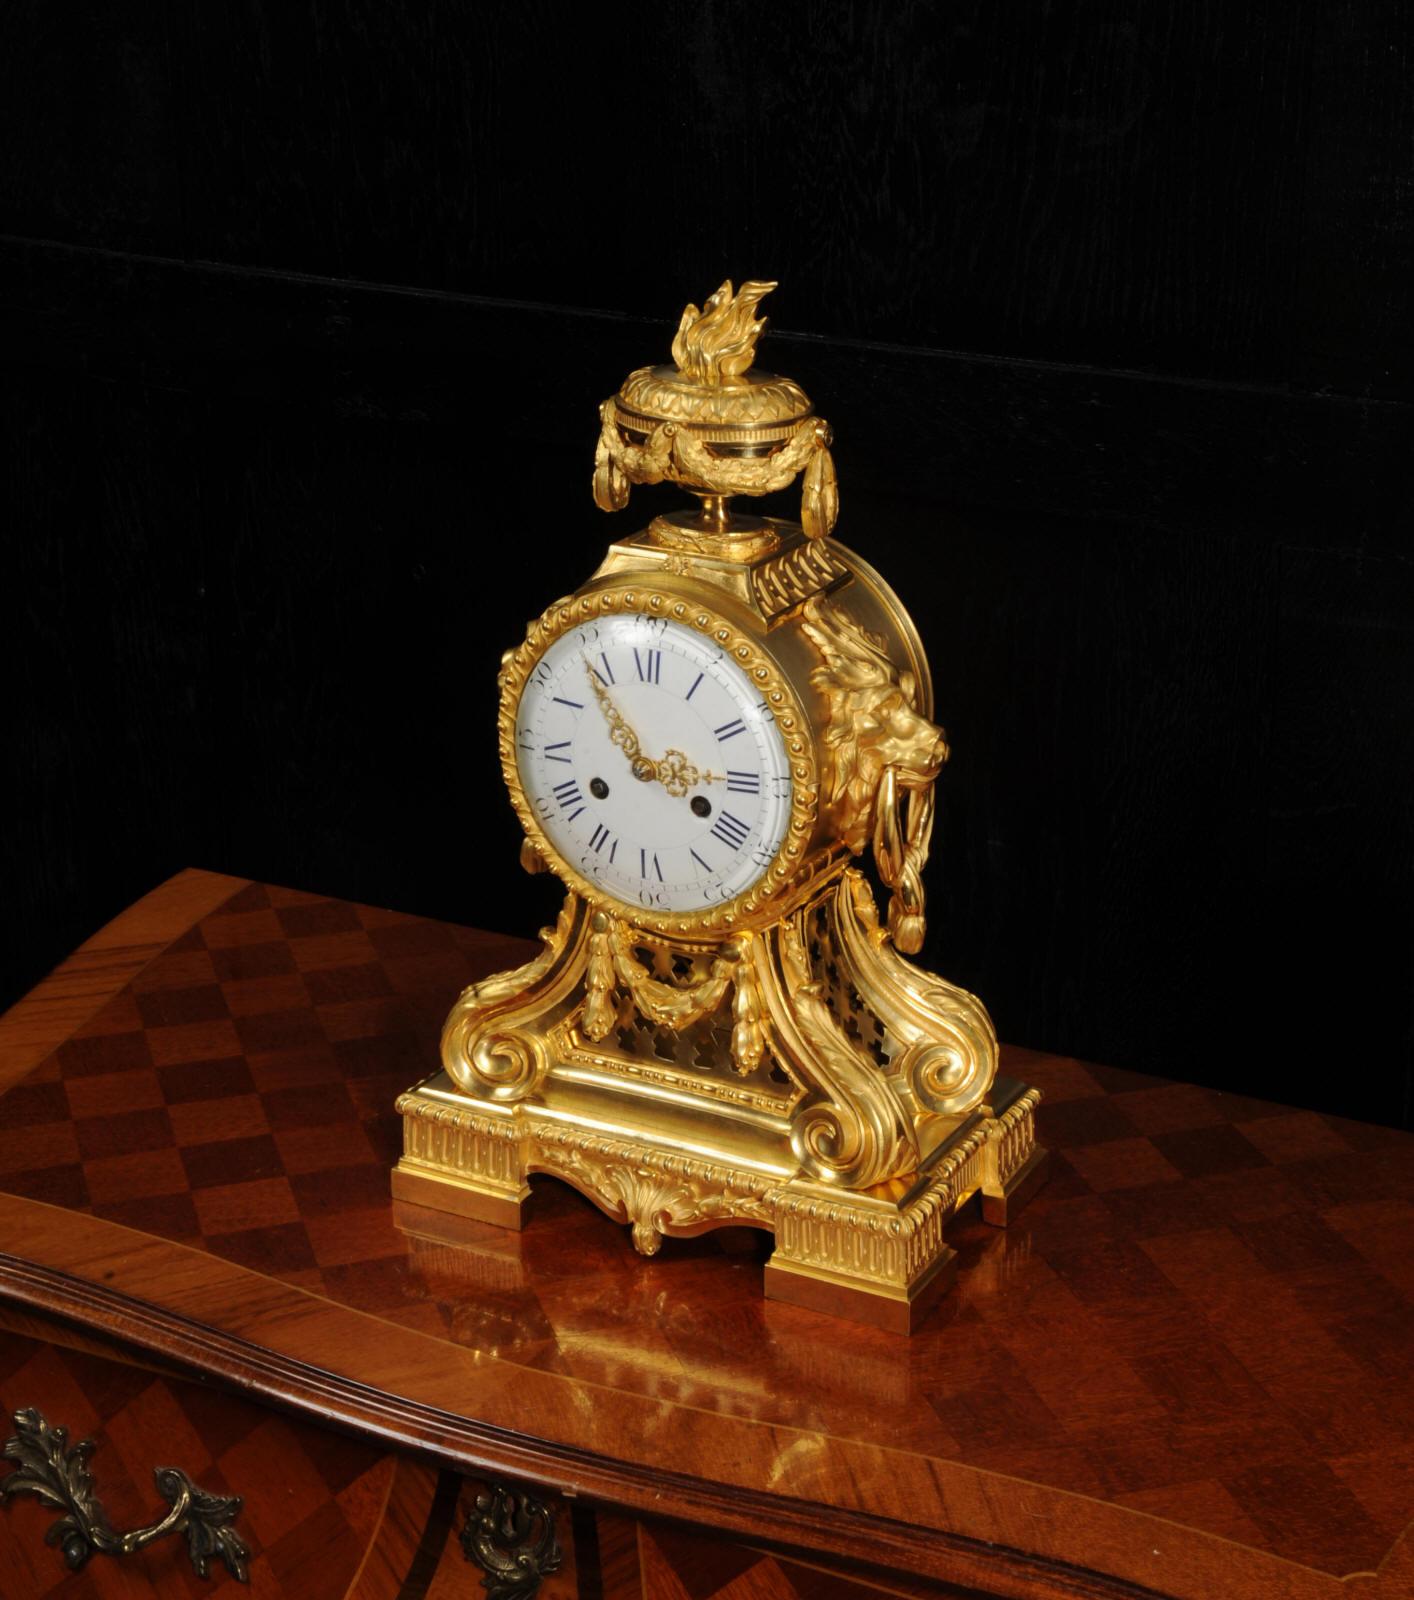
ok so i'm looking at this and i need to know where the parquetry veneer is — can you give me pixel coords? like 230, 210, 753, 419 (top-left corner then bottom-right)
1, 871, 1410, 1598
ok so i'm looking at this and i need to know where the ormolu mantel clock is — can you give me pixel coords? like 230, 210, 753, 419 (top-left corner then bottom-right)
393, 282, 1047, 1330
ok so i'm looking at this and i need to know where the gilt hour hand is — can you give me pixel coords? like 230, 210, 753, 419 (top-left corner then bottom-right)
585, 658, 653, 777
583, 659, 721, 798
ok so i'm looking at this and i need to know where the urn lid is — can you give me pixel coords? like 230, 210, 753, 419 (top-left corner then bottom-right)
615, 280, 814, 440
592, 280, 839, 543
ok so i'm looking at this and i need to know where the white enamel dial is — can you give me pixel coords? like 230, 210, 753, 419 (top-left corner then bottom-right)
514, 613, 793, 914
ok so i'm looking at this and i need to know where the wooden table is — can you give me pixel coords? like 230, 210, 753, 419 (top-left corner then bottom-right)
0, 869, 1410, 1599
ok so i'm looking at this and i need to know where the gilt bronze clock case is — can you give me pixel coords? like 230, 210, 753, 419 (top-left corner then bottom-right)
393, 282, 1046, 1330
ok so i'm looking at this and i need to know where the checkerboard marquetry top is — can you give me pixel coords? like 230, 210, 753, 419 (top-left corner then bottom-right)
1, 870, 1410, 1600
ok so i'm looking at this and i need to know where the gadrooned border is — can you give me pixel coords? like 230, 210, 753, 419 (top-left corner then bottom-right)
498, 585, 819, 938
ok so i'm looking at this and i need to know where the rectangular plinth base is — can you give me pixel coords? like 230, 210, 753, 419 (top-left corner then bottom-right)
393, 1073, 1047, 1333
980, 1145, 1050, 1226
390, 1163, 530, 1230
765, 1248, 957, 1334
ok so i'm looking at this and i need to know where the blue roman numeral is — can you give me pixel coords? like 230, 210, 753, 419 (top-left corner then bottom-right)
545, 741, 572, 764
726, 770, 760, 793
710, 811, 750, 851
714, 718, 746, 742
553, 779, 585, 821
633, 648, 661, 684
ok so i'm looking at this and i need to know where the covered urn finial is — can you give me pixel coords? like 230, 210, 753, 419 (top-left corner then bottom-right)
592, 280, 839, 541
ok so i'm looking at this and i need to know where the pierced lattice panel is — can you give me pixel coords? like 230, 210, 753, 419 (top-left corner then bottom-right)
604, 939, 796, 1100
804, 902, 895, 1070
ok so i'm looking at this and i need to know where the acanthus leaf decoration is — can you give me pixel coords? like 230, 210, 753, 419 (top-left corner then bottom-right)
443, 897, 583, 1100
773, 917, 918, 1188
1, 1408, 250, 1583
833, 868, 997, 1120
531, 1127, 774, 1256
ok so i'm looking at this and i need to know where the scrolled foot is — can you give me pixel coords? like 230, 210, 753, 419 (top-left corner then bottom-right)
631, 1219, 664, 1256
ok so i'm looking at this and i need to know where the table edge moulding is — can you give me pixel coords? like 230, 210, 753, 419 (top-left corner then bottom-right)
0, 870, 1409, 1600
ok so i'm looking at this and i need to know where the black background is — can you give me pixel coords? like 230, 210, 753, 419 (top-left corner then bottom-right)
4, 4, 1411, 1126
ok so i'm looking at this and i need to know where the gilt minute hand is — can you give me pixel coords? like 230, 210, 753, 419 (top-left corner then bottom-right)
583, 660, 721, 798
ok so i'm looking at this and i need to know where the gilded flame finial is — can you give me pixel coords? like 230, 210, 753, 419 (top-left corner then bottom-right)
670, 280, 778, 385
594, 278, 839, 543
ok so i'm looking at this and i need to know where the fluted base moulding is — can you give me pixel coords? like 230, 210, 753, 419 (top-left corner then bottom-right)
392, 1073, 1045, 1334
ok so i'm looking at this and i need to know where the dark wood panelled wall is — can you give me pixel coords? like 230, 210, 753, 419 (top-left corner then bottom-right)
4, 4, 1412, 1125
